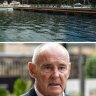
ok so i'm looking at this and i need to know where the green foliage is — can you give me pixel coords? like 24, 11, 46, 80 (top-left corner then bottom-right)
13, 78, 26, 96
0, 88, 9, 96
26, 81, 32, 91
85, 54, 96, 78
13, 78, 32, 96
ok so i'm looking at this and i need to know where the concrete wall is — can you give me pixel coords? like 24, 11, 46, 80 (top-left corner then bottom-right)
66, 79, 96, 96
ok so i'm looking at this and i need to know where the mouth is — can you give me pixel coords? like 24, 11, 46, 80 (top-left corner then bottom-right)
49, 83, 61, 87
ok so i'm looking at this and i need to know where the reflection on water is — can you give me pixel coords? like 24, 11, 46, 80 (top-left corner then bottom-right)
0, 10, 96, 42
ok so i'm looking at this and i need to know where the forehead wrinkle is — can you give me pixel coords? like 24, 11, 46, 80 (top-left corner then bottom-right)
32, 43, 70, 64
35, 49, 69, 66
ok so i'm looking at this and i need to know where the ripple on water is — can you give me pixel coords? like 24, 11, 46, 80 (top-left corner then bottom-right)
0, 11, 96, 41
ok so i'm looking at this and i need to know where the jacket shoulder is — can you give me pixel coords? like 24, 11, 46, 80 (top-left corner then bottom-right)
20, 92, 29, 96
20, 86, 37, 96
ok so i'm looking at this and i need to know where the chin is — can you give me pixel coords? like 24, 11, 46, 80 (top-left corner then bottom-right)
48, 90, 62, 96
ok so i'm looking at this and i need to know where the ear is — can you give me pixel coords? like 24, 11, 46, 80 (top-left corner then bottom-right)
67, 63, 71, 79
28, 62, 36, 78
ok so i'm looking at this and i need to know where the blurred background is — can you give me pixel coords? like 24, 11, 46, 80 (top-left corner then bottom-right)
0, 43, 96, 96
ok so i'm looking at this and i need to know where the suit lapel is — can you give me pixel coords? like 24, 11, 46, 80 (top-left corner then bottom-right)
28, 86, 68, 96
28, 86, 37, 96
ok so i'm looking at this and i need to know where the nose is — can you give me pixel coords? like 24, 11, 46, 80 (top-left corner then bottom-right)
51, 68, 59, 79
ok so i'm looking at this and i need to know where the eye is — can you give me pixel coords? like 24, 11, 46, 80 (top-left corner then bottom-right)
45, 66, 51, 70
58, 65, 66, 72
42, 64, 52, 73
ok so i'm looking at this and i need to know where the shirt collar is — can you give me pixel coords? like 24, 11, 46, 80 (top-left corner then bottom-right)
34, 84, 43, 96
34, 84, 65, 96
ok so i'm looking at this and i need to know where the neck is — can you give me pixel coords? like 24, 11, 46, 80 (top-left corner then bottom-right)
34, 83, 64, 96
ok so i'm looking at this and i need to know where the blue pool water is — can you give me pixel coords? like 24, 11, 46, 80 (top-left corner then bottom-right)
0, 10, 96, 42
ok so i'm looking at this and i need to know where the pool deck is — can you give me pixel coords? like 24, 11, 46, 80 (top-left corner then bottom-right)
13, 7, 96, 15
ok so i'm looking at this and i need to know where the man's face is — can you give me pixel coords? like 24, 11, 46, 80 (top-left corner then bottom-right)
34, 50, 71, 96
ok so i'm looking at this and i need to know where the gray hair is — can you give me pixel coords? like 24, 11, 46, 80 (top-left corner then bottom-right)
32, 43, 71, 64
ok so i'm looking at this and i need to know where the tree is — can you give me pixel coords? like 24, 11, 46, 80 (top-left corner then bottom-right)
67, 0, 74, 5
0, 88, 9, 96
13, 78, 27, 96
89, 0, 96, 8
85, 54, 96, 78
13, 78, 32, 96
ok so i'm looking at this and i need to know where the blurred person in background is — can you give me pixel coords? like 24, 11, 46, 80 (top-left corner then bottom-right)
21, 43, 71, 96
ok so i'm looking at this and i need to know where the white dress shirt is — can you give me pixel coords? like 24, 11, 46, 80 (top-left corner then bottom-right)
34, 84, 65, 96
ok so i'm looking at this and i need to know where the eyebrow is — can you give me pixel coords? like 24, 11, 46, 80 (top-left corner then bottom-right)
42, 64, 52, 67
42, 63, 67, 67
58, 64, 67, 68
59, 64, 66, 66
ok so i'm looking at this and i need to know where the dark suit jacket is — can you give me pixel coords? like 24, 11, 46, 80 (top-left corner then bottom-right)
21, 87, 37, 96
21, 86, 68, 96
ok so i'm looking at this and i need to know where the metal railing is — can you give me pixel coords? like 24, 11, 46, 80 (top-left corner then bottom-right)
0, 55, 32, 80
0, 54, 86, 80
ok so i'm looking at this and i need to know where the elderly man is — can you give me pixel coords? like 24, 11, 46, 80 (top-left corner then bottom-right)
21, 43, 71, 96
